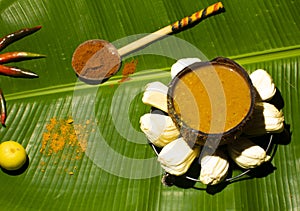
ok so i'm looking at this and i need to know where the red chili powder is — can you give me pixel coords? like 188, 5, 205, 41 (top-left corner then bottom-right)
118, 59, 138, 83
72, 40, 121, 81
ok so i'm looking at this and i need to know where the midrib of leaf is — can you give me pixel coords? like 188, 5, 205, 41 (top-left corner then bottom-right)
231, 45, 300, 65
5, 45, 300, 101
5, 69, 171, 101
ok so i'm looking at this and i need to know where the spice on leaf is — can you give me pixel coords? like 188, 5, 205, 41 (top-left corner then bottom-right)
40, 117, 92, 161
118, 59, 138, 83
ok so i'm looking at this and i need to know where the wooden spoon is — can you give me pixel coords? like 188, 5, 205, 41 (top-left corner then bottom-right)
72, 2, 225, 84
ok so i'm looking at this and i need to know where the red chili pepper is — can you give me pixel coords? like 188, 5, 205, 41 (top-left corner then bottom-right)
0, 51, 45, 64
0, 64, 38, 78
0, 89, 6, 126
0, 26, 44, 126
0, 26, 42, 51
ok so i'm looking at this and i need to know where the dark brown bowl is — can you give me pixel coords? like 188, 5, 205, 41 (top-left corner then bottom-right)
167, 57, 256, 147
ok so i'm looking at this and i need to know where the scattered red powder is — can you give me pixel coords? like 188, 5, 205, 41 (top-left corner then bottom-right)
118, 59, 138, 83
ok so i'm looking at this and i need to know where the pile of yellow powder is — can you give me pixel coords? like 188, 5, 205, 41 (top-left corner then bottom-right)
40, 117, 90, 160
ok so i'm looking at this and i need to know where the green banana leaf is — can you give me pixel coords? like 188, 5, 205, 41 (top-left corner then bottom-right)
0, 0, 299, 210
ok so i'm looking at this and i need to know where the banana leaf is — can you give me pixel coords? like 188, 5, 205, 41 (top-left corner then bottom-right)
0, 0, 299, 210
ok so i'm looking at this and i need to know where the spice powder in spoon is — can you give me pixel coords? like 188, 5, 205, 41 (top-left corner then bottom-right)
72, 39, 121, 82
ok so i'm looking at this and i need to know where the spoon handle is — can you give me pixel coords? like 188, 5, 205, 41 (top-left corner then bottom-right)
171, 2, 224, 32
118, 2, 224, 57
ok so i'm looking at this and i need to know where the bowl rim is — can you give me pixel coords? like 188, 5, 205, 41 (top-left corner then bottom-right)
167, 57, 257, 137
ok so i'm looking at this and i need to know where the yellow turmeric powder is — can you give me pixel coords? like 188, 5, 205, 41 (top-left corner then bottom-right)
40, 116, 92, 159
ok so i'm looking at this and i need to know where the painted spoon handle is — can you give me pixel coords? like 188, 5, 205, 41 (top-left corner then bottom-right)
118, 2, 224, 57
171, 2, 224, 32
